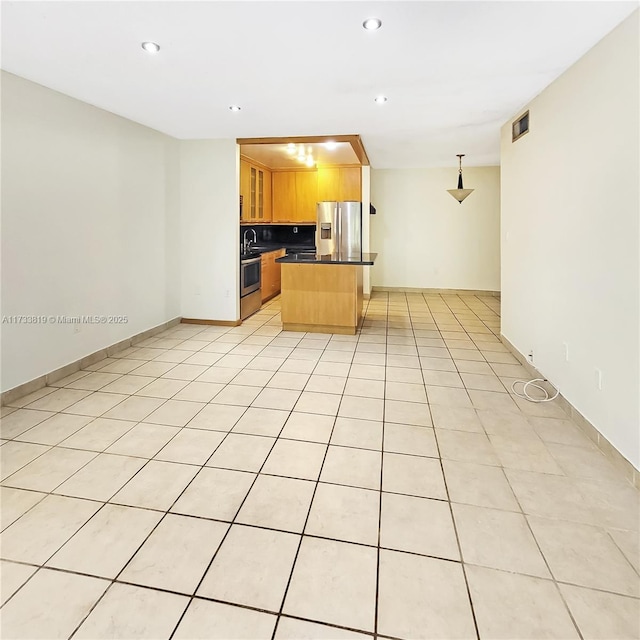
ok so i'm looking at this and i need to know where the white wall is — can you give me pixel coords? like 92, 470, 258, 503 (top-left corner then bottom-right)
361, 165, 372, 295
501, 11, 639, 469
370, 167, 500, 291
179, 140, 239, 321
1, 71, 181, 392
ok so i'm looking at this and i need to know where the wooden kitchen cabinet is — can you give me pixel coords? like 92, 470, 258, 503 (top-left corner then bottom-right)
240, 159, 272, 222
271, 172, 297, 222
240, 160, 251, 220
272, 169, 317, 222
294, 171, 318, 222
317, 167, 339, 201
261, 248, 286, 302
317, 166, 361, 201
340, 167, 362, 200
271, 166, 361, 222
262, 168, 272, 221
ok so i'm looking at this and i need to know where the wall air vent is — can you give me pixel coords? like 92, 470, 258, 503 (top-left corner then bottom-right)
512, 111, 530, 142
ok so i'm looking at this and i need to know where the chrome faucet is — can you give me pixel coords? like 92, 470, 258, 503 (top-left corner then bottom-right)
243, 228, 257, 253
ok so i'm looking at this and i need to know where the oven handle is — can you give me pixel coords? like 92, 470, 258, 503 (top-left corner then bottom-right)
241, 256, 262, 266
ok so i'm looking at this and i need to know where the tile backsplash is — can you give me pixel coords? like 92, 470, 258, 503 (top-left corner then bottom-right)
242, 224, 315, 247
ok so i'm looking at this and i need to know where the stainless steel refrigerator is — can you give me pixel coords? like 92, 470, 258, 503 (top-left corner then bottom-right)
316, 201, 362, 258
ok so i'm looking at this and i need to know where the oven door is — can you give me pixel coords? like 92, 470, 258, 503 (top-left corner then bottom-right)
240, 256, 261, 297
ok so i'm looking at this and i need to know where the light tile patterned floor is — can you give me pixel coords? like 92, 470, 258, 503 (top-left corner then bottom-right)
1, 291, 639, 639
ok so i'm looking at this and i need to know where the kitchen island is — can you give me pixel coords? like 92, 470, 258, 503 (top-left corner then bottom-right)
275, 253, 377, 334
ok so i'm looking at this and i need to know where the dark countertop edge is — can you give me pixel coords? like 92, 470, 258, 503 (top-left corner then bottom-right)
276, 252, 377, 266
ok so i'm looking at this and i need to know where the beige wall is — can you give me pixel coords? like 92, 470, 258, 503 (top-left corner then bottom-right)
370, 167, 500, 291
0, 71, 182, 392
500, 11, 639, 469
179, 140, 239, 321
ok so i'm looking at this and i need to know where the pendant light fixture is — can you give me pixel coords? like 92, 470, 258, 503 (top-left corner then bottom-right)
447, 154, 474, 204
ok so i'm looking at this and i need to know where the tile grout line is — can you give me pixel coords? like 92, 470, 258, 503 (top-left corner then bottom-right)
66, 405, 257, 638
161, 400, 289, 639
269, 325, 346, 638
426, 292, 482, 640
504, 475, 586, 640
2, 297, 638, 638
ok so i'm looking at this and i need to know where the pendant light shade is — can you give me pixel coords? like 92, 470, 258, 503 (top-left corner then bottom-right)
447, 154, 474, 204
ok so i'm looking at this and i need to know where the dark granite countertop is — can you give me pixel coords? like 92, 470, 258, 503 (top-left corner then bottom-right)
276, 252, 377, 266
240, 244, 315, 261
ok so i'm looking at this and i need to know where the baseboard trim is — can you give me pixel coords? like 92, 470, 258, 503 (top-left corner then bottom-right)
181, 318, 241, 327
372, 286, 501, 297
1, 316, 182, 406
500, 334, 639, 489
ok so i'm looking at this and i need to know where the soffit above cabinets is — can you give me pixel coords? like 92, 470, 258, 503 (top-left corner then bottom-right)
241, 142, 359, 169
239, 134, 367, 170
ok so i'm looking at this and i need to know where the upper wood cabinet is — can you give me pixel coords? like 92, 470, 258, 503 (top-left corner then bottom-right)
272, 172, 297, 221
340, 167, 362, 200
317, 167, 361, 202
262, 168, 272, 221
240, 159, 272, 222
294, 172, 318, 222
240, 160, 251, 219
271, 167, 361, 222
317, 167, 340, 201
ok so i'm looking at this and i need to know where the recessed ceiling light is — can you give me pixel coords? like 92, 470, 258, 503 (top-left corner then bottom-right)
229, 105, 241, 112
141, 42, 160, 53
374, 95, 388, 104
324, 141, 338, 151
363, 17, 382, 30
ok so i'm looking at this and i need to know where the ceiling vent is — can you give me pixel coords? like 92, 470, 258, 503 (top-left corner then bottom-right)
512, 111, 529, 142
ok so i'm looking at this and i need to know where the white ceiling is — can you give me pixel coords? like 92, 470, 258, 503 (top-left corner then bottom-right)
1, 1, 636, 168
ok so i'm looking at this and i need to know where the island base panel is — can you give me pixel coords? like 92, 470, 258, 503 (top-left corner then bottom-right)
282, 323, 357, 335
280, 264, 363, 334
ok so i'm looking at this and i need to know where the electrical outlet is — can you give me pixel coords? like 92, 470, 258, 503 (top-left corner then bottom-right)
563, 342, 569, 362
528, 350, 534, 363
595, 368, 603, 390
293, 226, 298, 233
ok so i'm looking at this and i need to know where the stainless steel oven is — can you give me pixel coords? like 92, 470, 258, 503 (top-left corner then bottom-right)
241, 256, 261, 296
240, 255, 261, 319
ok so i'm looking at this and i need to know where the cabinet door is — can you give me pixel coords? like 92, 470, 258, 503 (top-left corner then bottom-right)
240, 160, 251, 220
261, 254, 272, 302
273, 249, 285, 295
295, 171, 318, 222
262, 168, 272, 222
272, 172, 297, 222
249, 166, 257, 220
339, 167, 361, 201
317, 167, 340, 202
257, 169, 265, 220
